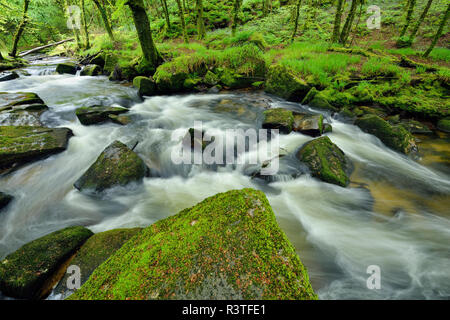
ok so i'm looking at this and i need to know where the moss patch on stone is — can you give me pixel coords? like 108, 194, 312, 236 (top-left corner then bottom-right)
262, 108, 294, 134
56, 63, 77, 75
75, 106, 128, 126
265, 64, 310, 101
133, 76, 156, 97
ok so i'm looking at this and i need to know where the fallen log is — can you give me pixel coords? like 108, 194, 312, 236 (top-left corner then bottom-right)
18, 39, 74, 57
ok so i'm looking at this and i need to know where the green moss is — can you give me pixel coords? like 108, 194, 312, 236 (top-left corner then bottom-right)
262, 108, 294, 134
437, 118, 450, 133
69, 189, 317, 300
203, 70, 219, 86
133, 76, 156, 97
75, 106, 128, 125
265, 64, 310, 101
80, 65, 102, 76
56, 63, 77, 75
0, 226, 93, 299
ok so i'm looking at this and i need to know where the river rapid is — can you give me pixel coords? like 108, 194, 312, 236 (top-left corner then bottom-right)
0, 56, 449, 300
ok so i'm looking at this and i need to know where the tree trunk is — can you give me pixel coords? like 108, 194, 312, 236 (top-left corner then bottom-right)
93, 0, 115, 42
423, 2, 450, 57
9, 0, 31, 57
196, 0, 205, 39
175, 0, 189, 43
291, 0, 303, 42
126, 0, 162, 69
80, 0, 90, 49
350, 0, 365, 46
160, 0, 171, 29
262, 0, 270, 17
400, 0, 416, 37
331, 0, 344, 43
232, 0, 242, 36
408, 0, 433, 43
340, 0, 359, 45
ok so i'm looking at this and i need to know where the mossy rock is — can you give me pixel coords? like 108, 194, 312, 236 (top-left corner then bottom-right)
0, 226, 93, 299
75, 105, 128, 126
108, 114, 132, 126
308, 92, 338, 112
0, 126, 72, 173
400, 119, 432, 134
203, 70, 219, 86
69, 189, 317, 300
0, 71, 19, 82
293, 114, 324, 137
154, 70, 189, 93
103, 53, 119, 74
296, 136, 350, 187
355, 115, 417, 154
219, 69, 253, 89
133, 76, 156, 97
183, 77, 203, 91
0, 58, 27, 72
109, 64, 138, 81
262, 108, 294, 134
0, 192, 13, 212
323, 123, 333, 133
265, 64, 310, 101
88, 53, 106, 69
74, 141, 148, 193
0, 92, 44, 108
0, 92, 48, 126
56, 63, 77, 75
437, 118, 450, 133
53, 228, 142, 299
80, 64, 102, 77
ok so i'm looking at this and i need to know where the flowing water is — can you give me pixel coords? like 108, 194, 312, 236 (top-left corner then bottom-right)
0, 56, 449, 300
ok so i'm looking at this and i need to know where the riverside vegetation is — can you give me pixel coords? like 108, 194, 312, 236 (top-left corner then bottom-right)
0, 0, 449, 300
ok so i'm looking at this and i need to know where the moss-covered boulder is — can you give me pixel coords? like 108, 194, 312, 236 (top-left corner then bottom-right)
437, 118, 450, 133
103, 53, 118, 75
75, 106, 128, 126
56, 62, 77, 75
53, 228, 142, 299
219, 69, 254, 89
0, 92, 48, 126
203, 70, 219, 86
0, 226, 93, 299
0, 192, 13, 212
400, 119, 432, 134
0, 126, 72, 173
302, 88, 338, 112
265, 64, 310, 101
133, 76, 156, 97
69, 189, 317, 300
74, 141, 148, 193
109, 64, 138, 82
296, 136, 350, 187
262, 108, 294, 134
108, 114, 132, 126
355, 115, 417, 154
88, 53, 106, 69
80, 64, 102, 77
0, 92, 44, 108
293, 114, 324, 137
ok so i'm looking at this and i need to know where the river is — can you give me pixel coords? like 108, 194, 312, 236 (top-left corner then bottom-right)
0, 56, 449, 300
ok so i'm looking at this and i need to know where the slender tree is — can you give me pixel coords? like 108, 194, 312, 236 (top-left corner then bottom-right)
232, 0, 242, 36
80, 0, 90, 49
331, 0, 344, 43
9, 0, 31, 57
93, 0, 115, 42
349, 0, 365, 46
423, 2, 450, 57
340, 0, 359, 45
160, 0, 171, 29
125, 0, 162, 68
291, 0, 303, 42
196, 0, 205, 40
175, 0, 189, 43
399, 0, 416, 37
407, 0, 433, 44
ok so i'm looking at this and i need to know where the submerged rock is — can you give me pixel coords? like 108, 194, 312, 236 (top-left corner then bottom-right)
75, 105, 128, 125
262, 108, 294, 134
133, 76, 156, 97
355, 115, 417, 154
56, 62, 78, 75
74, 141, 148, 193
0, 226, 93, 299
69, 189, 317, 300
0, 71, 19, 82
0, 192, 13, 212
80, 64, 102, 77
0, 126, 73, 173
293, 114, 324, 137
265, 64, 310, 101
54, 228, 142, 299
296, 136, 350, 187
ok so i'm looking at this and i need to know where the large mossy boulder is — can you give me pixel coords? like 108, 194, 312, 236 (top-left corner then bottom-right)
69, 189, 317, 300
75, 105, 128, 125
0, 226, 93, 299
0, 92, 48, 126
0, 126, 73, 173
437, 118, 450, 133
262, 108, 294, 134
56, 62, 77, 75
301, 88, 339, 112
74, 141, 148, 193
54, 228, 142, 299
133, 76, 156, 97
80, 64, 102, 77
355, 115, 417, 154
0, 192, 13, 212
265, 64, 310, 101
293, 114, 324, 137
296, 136, 350, 187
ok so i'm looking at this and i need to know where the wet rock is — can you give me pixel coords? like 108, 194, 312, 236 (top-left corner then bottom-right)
80, 64, 102, 77
88, 53, 106, 69
0, 126, 73, 174
0, 92, 44, 108
437, 118, 450, 133
0, 71, 19, 82
0, 192, 13, 212
323, 123, 333, 133
133, 76, 156, 97
265, 64, 310, 101
207, 86, 221, 94
296, 136, 350, 187
262, 108, 294, 134
0, 226, 93, 299
75, 105, 128, 125
56, 62, 77, 75
355, 115, 417, 154
53, 228, 142, 299
74, 141, 148, 193
293, 114, 324, 137
0, 92, 48, 126
301, 88, 338, 112
108, 114, 132, 126
69, 189, 317, 300
400, 119, 432, 134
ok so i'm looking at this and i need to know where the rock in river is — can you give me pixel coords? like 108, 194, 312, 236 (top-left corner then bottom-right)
0, 126, 73, 174
74, 141, 148, 193
69, 189, 317, 300
0, 192, 13, 212
262, 108, 294, 134
0, 71, 19, 82
0, 92, 48, 126
56, 62, 78, 75
293, 114, 324, 137
0, 226, 93, 299
75, 105, 128, 125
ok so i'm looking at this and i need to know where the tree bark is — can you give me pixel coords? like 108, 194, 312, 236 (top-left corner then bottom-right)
340, 0, 359, 45
291, 0, 303, 42
408, 0, 433, 43
175, 0, 189, 43
93, 0, 115, 42
331, 0, 344, 43
400, 0, 416, 37
232, 0, 242, 36
196, 0, 205, 39
9, 0, 31, 57
423, 2, 450, 57
126, 0, 162, 69
80, 0, 90, 49
160, 0, 171, 29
